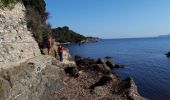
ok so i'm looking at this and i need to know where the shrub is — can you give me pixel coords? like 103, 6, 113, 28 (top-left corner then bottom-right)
22, 0, 50, 48
0, 0, 17, 7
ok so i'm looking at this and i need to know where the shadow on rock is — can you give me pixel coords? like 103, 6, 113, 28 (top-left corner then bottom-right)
89, 75, 112, 90
64, 66, 79, 78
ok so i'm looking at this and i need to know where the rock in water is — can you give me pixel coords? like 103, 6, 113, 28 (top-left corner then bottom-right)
96, 58, 105, 64
106, 60, 116, 69
166, 52, 170, 58
106, 60, 124, 69
115, 64, 125, 68
0, 3, 41, 69
105, 56, 112, 59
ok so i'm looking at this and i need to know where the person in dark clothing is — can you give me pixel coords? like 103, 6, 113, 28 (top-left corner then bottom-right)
58, 45, 64, 62
47, 36, 52, 55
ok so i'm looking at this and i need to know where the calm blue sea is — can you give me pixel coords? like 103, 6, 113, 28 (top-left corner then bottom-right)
64, 37, 170, 100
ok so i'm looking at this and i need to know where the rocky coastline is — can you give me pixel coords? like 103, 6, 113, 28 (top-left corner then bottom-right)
53, 55, 147, 100
0, 49, 147, 100
0, 2, 146, 100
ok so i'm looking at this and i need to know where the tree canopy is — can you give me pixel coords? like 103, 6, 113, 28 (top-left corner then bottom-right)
52, 26, 86, 43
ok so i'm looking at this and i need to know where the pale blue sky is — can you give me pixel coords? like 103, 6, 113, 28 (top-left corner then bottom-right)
46, 0, 170, 39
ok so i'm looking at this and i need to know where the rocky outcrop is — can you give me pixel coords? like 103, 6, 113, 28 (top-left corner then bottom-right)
0, 54, 146, 100
55, 57, 147, 100
166, 52, 170, 58
0, 2, 41, 69
0, 55, 66, 100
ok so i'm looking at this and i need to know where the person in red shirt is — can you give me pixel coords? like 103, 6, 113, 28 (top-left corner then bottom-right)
58, 45, 64, 61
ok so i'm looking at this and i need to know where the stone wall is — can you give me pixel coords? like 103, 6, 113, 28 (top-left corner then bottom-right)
0, 2, 41, 69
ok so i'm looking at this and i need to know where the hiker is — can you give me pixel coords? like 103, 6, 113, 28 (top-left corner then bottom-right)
58, 45, 64, 61
47, 36, 52, 55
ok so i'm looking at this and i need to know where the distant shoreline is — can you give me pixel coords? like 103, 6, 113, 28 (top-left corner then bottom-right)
102, 36, 170, 40
60, 38, 100, 45
61, 36, 170, 45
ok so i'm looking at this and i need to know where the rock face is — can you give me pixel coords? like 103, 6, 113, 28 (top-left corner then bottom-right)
0, 3, 41, 69
0, 55, 65, 100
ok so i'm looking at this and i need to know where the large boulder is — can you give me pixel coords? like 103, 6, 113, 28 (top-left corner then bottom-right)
105, 60, 116, 69
0, 55, 65, 100
106, 60, 124, 69
64, 65, 79, 77
75, 56, 96, 70
0, 3, 41, 69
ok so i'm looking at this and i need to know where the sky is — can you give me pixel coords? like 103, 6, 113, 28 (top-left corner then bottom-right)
45, 0, 170, 39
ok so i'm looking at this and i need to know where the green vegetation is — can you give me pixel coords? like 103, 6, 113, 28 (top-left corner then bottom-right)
0, 0, 49, 48
22, 0, 49, 48
0, 0, 91, 46
0, 0, 16, 7
52, 26, 86, 43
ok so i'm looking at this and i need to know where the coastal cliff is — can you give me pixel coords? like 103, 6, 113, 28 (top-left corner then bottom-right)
0, 2, 41, 69
0, 1, 146, 100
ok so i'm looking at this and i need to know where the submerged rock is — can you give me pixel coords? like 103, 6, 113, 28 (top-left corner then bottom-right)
115, 64, 125, 68
105, 56, 113, 59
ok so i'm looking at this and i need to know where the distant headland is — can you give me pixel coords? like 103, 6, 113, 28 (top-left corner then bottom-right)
158, 34, 170, 38
52, 26, 100, 44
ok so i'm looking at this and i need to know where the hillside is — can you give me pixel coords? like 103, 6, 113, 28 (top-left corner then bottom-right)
52, 26, 86, 43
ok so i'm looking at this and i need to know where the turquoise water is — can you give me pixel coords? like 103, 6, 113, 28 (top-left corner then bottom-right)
65, 37, 170, 100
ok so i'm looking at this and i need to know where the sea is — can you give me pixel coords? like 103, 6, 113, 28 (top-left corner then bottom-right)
64, 37, 170, 100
